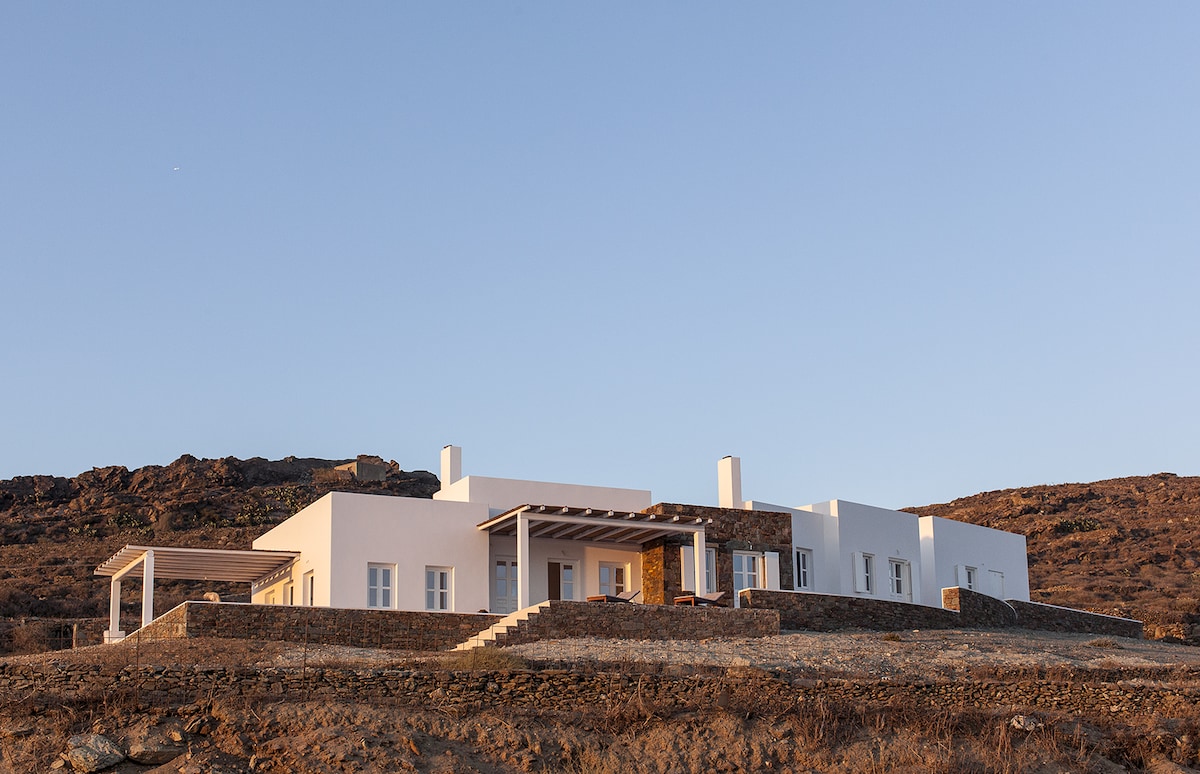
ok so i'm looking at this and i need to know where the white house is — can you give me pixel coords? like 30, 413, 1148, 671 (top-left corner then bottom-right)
97, 446, 1030, 642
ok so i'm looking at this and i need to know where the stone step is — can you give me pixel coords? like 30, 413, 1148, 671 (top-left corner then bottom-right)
454, 601, 552, 651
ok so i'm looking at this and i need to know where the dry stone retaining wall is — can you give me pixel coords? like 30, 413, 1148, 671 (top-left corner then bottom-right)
742, 589, 963, 631
136, 602, 502, 652
744, 588, 1143, 638
942, 587, 1018, 627
1007, 599, 1143, 639
495, 600, 779, 646
2, 661, 1195, 720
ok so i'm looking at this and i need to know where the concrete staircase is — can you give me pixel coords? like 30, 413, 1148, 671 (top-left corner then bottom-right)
454, 601, 552, 651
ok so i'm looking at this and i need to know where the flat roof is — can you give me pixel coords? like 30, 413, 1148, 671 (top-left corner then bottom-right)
478, 504, 710, 545
95, 545, 299, 583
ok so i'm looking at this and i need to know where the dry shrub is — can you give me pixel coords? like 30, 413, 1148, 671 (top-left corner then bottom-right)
1086, 637, 1121, 649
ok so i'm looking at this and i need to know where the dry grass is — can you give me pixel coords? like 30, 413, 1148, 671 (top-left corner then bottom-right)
438, 647, 531, 671
4, 632, 1200, 772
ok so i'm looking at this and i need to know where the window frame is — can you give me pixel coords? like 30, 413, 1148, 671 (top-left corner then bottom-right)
303, 570, 315, 607
732, 551, 762, 593
598, 562, 627, 597
425, 566, 453, 611
888, 558, 909, 599
795, 548, 813, 591
367, 563, 395, 609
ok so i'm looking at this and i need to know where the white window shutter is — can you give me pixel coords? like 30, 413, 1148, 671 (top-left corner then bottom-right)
763, 552, 780, 590
680, 546, 695, 592
955, 565, 966, 588
852, 552, 866, 593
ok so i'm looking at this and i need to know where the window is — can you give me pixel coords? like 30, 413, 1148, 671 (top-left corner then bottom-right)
965, 567, 977, 590
303, 571, 315, 606
284, 582, 294, 606
680, 547, 718, 594
705, 548, 716, 594
889, 559, 911, 601
265, 590, 276, 606
599, 562, 626, 597
368, 563, 394, 609
493, 558, 518, 614
426, 566, 452, 611
795, 548, 813, 590
732, 552, 761, 593
854, 552, 875, 594
957, 565, 978, 591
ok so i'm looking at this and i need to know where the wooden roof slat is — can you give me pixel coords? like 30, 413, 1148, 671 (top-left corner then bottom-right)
96, 545, 299, 583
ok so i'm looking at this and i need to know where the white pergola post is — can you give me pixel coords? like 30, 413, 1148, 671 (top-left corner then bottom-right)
516, 512, 530, 610
141, 549, 155, 628
692, 530, 707, 595
105, 578, 125, 643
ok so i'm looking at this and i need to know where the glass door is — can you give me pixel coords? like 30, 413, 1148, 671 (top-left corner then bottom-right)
493, 557, 518, 614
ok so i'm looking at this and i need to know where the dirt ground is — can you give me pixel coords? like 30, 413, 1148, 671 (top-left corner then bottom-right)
3, 631, 1200, 773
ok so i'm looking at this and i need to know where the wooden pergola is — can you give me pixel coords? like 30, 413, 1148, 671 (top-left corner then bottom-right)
477, 504, 711, 609
95, 544, 298, 642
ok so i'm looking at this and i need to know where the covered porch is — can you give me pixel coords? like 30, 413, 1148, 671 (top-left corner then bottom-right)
95, 544, 298, 642
478, 504, 711, 610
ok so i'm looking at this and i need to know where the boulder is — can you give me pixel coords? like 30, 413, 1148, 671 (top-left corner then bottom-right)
65, 733, 125, 773
125, 723, 186, 765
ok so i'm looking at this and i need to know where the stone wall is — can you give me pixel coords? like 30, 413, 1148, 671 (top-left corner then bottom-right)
136, 602, 502, 652
1007, 599, 1143, 639
742, 589, 963, 631
743, 588, 1144, 638
641, 503, 794, 605
493, 600, 778, 647
639, 541, 670, 605
3, 661, 1196, 721
1143, 612, 1200, 645
942, 587, 1018, 627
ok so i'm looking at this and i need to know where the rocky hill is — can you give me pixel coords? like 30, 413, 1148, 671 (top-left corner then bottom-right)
906, 472, 1200, 640
0, 454, 438, 652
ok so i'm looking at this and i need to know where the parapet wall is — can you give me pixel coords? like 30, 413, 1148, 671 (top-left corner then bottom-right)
1007, 599, 1143, 639
136, 602, 502, 652
741, 589, 962, 631
743, 588, 1142, 638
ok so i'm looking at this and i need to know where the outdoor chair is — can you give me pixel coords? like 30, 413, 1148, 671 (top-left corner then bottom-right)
673, 591, 727, 607
586, 589, 642, 604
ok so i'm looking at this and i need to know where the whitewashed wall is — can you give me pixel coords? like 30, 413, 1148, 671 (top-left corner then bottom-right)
254, 492, 491, 613
252, 495, 334, 606
918, 515, 1030, 602
435, 475, 652, 517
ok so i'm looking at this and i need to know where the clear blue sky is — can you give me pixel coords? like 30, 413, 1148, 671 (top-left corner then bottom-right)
3, 4, 1197, 510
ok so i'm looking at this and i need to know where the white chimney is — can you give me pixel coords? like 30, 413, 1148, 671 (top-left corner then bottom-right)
441, 445, 462, 487
718, 455, 742, 509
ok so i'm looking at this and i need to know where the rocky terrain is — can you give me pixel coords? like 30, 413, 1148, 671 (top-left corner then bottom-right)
3, 631, 1200, 772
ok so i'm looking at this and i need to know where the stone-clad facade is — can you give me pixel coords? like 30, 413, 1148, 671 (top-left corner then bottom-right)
640, 503, 793, 604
